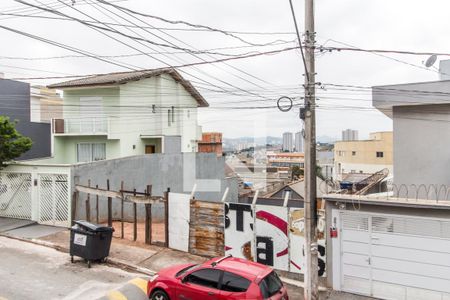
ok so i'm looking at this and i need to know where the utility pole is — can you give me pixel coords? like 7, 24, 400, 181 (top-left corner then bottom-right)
287, 0, 318, 297
303, 0, 319, 298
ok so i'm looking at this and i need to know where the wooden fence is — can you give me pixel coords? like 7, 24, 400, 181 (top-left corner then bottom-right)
73, 181, 169, 246
189, 200, 225, 257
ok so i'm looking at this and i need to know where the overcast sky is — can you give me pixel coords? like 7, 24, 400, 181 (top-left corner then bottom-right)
1, 0, 448, 140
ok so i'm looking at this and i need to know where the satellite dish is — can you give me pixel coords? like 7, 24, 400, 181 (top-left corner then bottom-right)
425, 54, 437, 68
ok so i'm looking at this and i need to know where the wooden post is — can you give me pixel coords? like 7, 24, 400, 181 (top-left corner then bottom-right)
120, 181, 124, 239
71, 191, 78, 226
145, 204, 151, 244
133, 188, 137, 241
95, 184, 99, 224
164, 187, 170, 247
85, 179, 91, 222
107, 179, 112, 227
144, 185, 152, 245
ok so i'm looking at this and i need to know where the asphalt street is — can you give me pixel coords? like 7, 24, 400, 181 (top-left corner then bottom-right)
0, 236, 373, 300
0, 237, 141, 300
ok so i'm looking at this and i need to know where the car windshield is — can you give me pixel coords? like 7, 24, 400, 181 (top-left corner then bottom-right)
175, 264, 199, 277
259, 271, 283, 298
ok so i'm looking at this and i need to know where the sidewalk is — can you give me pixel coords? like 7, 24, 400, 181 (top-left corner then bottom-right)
0, 221, 374, 300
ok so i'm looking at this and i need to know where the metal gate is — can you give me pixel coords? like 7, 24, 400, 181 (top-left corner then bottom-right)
339, 211, 450, 299
0, 172, 32, 220
38, 174, 70, 226
0, 171, 71, 227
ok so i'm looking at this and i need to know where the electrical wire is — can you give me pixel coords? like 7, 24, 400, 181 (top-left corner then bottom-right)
0, 24, 139, 71
83, 0, 273, 93
95, 0, 284, 47
288, 0, 308, 81
7, 46, 298, 81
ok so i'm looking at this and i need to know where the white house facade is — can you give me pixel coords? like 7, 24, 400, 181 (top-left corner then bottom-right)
45, 68, 208, 164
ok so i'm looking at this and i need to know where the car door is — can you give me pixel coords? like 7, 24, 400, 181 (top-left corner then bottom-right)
176, 268, 222, 300
218, 271, 253, 300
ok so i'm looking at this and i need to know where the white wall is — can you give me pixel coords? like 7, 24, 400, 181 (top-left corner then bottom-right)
394, 104, 450, 190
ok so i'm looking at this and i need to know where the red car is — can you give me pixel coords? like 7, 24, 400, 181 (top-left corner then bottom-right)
147, 255, 289, 300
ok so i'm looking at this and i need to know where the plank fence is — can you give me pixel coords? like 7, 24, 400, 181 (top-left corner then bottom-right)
189, 200, 225, 257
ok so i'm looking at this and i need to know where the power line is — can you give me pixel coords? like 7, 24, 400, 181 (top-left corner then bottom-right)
84, 0, 273, 93
14, 0, 249, 58
288, 0, 308, 81
0, 24, 139, 70
7, 46, 298, 81
95, 0, 281, 47
0, 12, 296, 46
88, 0, 279, 87
0, 40, 295, 61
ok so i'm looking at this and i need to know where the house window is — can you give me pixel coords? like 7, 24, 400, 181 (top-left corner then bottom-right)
187, 110, 190, 118
376, 151, 384, 158
152, 104, 156, 113
352, 151, 356, 156
171, 106, 175, 123
77, 143, 106, 162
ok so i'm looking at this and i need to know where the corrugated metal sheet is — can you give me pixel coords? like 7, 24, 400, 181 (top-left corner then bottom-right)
189, 200, 224, 257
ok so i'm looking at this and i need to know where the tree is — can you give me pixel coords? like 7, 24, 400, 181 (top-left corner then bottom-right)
316, 165, 325, 180
291, 165, 304, 179
0, 116, 32, 169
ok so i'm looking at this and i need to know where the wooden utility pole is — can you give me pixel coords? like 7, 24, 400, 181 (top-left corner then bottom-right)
304, 0, 319, 298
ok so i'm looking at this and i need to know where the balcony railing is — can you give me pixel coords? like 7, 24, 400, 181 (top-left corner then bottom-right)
52, 118, 108, 135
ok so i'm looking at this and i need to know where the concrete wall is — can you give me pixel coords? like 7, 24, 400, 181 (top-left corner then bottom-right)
0, 79, 51, 160
393, 104, 450, 198
71, 153, 238, 222
164, 136, 181, 153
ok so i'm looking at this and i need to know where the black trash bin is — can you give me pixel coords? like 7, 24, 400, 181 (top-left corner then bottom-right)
70, 220, 114, 268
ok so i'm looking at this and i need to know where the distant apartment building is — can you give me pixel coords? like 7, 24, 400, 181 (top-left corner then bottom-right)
342, 129, 359, 141
282, 132, 293, 152
334, 131, 393, 180
198, 132, 223, 157
0, 78, 62, 160
317, 149, 334, 179
294, 131, 303, 152
267, 152, 304, 168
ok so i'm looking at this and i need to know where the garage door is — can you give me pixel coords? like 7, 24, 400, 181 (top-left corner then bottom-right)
340, 212, 450, 300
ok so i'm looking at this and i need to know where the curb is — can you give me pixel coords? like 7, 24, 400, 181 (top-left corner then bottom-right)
0, 234, 156, 276
1, 234, 320, 290
280, 276, 328, 292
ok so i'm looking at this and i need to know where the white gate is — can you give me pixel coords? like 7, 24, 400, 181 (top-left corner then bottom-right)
0, 170, 71, 227
0, 172, 32, 220
38, 174, 70, 227
337, 211, 450, 299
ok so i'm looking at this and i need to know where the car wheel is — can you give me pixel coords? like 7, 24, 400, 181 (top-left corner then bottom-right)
151, 290, 169, 300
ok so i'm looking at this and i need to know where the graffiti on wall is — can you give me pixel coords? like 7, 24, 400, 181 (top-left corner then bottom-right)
224, 203, 254, 260
289, 209, 326, 276
224, 203, 326, 276
255, 205, 289, 271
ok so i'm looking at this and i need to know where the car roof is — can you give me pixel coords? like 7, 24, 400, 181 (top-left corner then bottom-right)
204, 257, 272, 281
